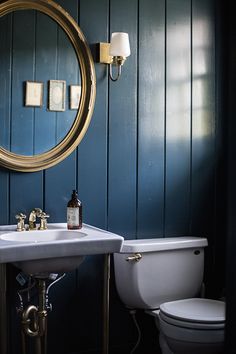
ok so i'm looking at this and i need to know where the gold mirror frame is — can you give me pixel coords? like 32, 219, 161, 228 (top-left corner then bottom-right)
0, 0, 96, 172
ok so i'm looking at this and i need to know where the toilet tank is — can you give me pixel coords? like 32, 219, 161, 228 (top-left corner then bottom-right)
114, 237, 208, 310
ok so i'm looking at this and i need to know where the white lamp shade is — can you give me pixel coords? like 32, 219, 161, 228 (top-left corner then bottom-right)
109, 32, 131, 57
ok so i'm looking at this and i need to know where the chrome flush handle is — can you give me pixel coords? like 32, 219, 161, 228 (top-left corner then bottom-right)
126, 253, 142, 262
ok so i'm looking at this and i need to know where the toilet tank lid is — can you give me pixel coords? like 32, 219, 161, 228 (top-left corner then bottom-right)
117, 237, 208, 253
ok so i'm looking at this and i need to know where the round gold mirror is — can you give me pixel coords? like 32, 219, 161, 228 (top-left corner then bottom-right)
0, 0, 96, 172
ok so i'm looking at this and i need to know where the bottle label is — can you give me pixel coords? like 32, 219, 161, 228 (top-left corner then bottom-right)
67, 207, 80, 227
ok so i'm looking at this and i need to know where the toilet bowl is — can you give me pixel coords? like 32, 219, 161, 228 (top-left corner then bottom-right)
113, 237, 225, 354
157, 298, 225, 354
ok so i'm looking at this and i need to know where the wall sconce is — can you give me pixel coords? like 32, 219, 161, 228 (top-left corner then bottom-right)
99, 32, 131, 81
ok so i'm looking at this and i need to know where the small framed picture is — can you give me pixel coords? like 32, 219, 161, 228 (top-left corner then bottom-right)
25, 81, 43, 107
48, 80, 66, 111
70, 85, 81, 110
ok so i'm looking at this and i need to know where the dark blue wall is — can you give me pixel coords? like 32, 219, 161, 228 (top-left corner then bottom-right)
0, 0, 226, 353
226, 0, 236, 352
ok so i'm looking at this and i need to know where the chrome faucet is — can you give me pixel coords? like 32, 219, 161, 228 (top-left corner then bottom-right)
16, 208, 50, 231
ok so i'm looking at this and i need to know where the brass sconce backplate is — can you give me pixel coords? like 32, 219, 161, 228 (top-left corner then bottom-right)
99, 43, 113, 64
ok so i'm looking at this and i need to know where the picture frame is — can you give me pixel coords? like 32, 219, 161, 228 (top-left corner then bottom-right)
48, 80, 66, 111
25, 81, 43, 107
70, 85, 81, 110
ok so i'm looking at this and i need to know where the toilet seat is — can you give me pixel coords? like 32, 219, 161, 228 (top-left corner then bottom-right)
159, 311, 224, 330
157, 298, 225, 345
159, 298, 225, 330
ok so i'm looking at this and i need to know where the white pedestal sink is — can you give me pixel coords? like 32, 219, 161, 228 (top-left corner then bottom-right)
0, 223, 124, 275
0, 223, 124, 354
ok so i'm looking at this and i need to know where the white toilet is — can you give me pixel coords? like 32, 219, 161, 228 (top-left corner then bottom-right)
113, 237, 225, 354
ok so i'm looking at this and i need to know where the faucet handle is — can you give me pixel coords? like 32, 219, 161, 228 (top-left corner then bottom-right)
38, 212, 50, 230
34, 208, 43, 217
15, 213, 26, 232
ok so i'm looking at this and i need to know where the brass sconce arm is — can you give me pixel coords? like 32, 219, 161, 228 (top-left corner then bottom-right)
109, 56, 126, 82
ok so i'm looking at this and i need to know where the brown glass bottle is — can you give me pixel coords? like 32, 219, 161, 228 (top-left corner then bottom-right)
67, 190, 82, 230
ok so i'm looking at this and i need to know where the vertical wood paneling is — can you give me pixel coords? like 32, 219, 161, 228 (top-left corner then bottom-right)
0, 14, 11, 151
44, 154, 76, 222
165, 0, 191, 236
0, 15, 11, 225
138, 0, 165, 238
108, 0, 138, 238
34, 12, 57, 154
9, 13, 43, 228
191, 0, 215, 236
192, 0, 216, 294
9, 172, 43, 224
78, 0, 109, 229
214, 0, 227, 297
56, 24, 78, 143
11, 11, 35, 155
9, 10, 44, 227
0, 170, 9, 224
226, 1, 236, 350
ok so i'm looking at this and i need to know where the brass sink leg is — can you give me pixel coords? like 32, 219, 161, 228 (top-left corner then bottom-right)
0, 264, 7, 354
21, 328, 27, 354
103, 254, 110, 354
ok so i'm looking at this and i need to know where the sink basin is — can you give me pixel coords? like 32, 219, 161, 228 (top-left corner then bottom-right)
13, 255, 85, 276
0, 229, 87, 243
0, 223, 124, 276
0, 229, 87, 275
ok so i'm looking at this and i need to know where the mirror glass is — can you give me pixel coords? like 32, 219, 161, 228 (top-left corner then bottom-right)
0, 9, 81, 156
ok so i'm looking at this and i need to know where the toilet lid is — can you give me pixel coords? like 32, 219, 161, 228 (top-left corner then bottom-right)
160, 298, 225, 324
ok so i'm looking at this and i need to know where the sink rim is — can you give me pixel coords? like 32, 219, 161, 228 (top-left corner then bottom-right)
0, 229, 87, 243
0, 223, 124, 265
